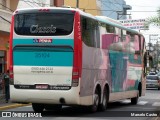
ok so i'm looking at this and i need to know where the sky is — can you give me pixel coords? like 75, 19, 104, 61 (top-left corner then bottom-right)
125, 0, 160, 19
125, 0, 160, 44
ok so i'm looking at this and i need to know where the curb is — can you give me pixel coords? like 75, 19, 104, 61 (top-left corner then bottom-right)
0, 103, 31, 110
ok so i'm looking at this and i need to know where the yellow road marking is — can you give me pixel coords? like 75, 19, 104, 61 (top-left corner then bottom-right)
0, 103, 31, 110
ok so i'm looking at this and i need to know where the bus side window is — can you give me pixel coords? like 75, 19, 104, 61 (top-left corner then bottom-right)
94, 21, 100, 48
121, 30, 126, 42
81, 16, 98, 47
81, 17, 93, 47
106, 24, 115, 33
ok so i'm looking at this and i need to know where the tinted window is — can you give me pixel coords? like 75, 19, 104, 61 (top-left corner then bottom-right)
81, 16, 100, 48
14, 13, 74, 36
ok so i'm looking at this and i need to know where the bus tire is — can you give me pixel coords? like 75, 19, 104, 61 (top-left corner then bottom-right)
131, 91, 139, 105
89, 89, 100, 112
99, 87, 108, 111
32, 103, 44, 113
45, 104, 62, 111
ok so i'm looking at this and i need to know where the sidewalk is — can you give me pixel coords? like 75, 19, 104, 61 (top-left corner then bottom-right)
0, 94, 31, 110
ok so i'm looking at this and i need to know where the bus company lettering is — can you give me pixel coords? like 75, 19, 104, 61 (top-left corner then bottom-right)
30, 25, 56, 33
33, 39, 52, 43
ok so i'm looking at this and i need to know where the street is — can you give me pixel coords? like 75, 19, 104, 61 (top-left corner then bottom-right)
0, 89, 159, 120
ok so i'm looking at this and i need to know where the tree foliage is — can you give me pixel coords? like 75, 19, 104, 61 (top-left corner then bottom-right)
145, 7, 160, 27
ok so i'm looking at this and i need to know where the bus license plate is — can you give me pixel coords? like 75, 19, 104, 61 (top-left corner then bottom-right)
35, 84, 48, 89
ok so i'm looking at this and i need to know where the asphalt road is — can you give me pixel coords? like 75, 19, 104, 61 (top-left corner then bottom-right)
0, 89, 160, 120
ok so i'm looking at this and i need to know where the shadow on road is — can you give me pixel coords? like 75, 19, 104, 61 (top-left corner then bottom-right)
40, 101, 139, 117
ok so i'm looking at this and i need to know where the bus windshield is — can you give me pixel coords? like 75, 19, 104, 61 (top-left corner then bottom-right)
14, 13, 74, 36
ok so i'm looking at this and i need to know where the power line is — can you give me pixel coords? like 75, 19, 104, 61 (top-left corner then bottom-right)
101, 0, 121, 12
112, 0, 123, 11
19, 0, 35, 7
108, 0, 125, 18
80, 8, 159, 13
20, 0, 50, 6
100, 0, 159, 8
127, 11, 158, 12
0, 3, 14, 12
31, 0, 41, 7
0, 16, 11, 24
100, 0, 122, 17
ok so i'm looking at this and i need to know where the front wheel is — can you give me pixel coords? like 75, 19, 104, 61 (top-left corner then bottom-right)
131, 91, 139, 105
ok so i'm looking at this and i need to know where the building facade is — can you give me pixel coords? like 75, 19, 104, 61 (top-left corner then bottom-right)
64, 0, 101, 15
0, 0, 18, 74
50, 0, 131, 19
50, 0, 64, 7
0, 0, 19, 96
100, 0, 131, 20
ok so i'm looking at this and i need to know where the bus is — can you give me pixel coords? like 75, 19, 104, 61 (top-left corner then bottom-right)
9, 7, 146, 112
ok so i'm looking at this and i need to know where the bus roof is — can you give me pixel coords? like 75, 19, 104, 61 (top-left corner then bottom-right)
14, 7, 143, 36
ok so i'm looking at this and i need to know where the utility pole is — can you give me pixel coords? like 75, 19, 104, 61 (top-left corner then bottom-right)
76, 0, 79, 8
149, 34, 159, 69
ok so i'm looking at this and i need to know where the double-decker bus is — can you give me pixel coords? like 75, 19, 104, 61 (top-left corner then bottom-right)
9, 7, 146, 112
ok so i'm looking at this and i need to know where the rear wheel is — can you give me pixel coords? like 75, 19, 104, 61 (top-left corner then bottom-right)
131, 91, 139, 105
99, 87, 108, 111
89, 89, 100, 112
32, 103, 44, 113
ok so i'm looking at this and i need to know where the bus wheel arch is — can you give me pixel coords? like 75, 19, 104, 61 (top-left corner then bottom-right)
99, 83, 109, 111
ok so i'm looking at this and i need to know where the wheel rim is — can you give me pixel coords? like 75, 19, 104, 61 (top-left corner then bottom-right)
94, 94, 99, 107
102, 94, 107, 107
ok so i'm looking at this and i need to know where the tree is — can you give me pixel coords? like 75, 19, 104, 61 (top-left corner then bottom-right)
145, 7, 160, 27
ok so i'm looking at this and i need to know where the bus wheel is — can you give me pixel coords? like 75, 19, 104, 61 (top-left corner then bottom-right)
45, 104, 62, 111
99, 87, 108, 111
32, 103, 44, 113
89, 89, 99, 112
131, 91, 139, 105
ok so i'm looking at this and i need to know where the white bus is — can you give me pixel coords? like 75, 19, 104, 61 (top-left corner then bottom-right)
9, 7, 146, 112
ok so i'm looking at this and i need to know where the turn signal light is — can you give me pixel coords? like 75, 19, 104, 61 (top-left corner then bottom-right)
72, 67, 79, 87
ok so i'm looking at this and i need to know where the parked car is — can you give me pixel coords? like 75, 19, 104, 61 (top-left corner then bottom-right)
146, 75, 160, 90
157, 72, 160, 78
148, 72, 157, 75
